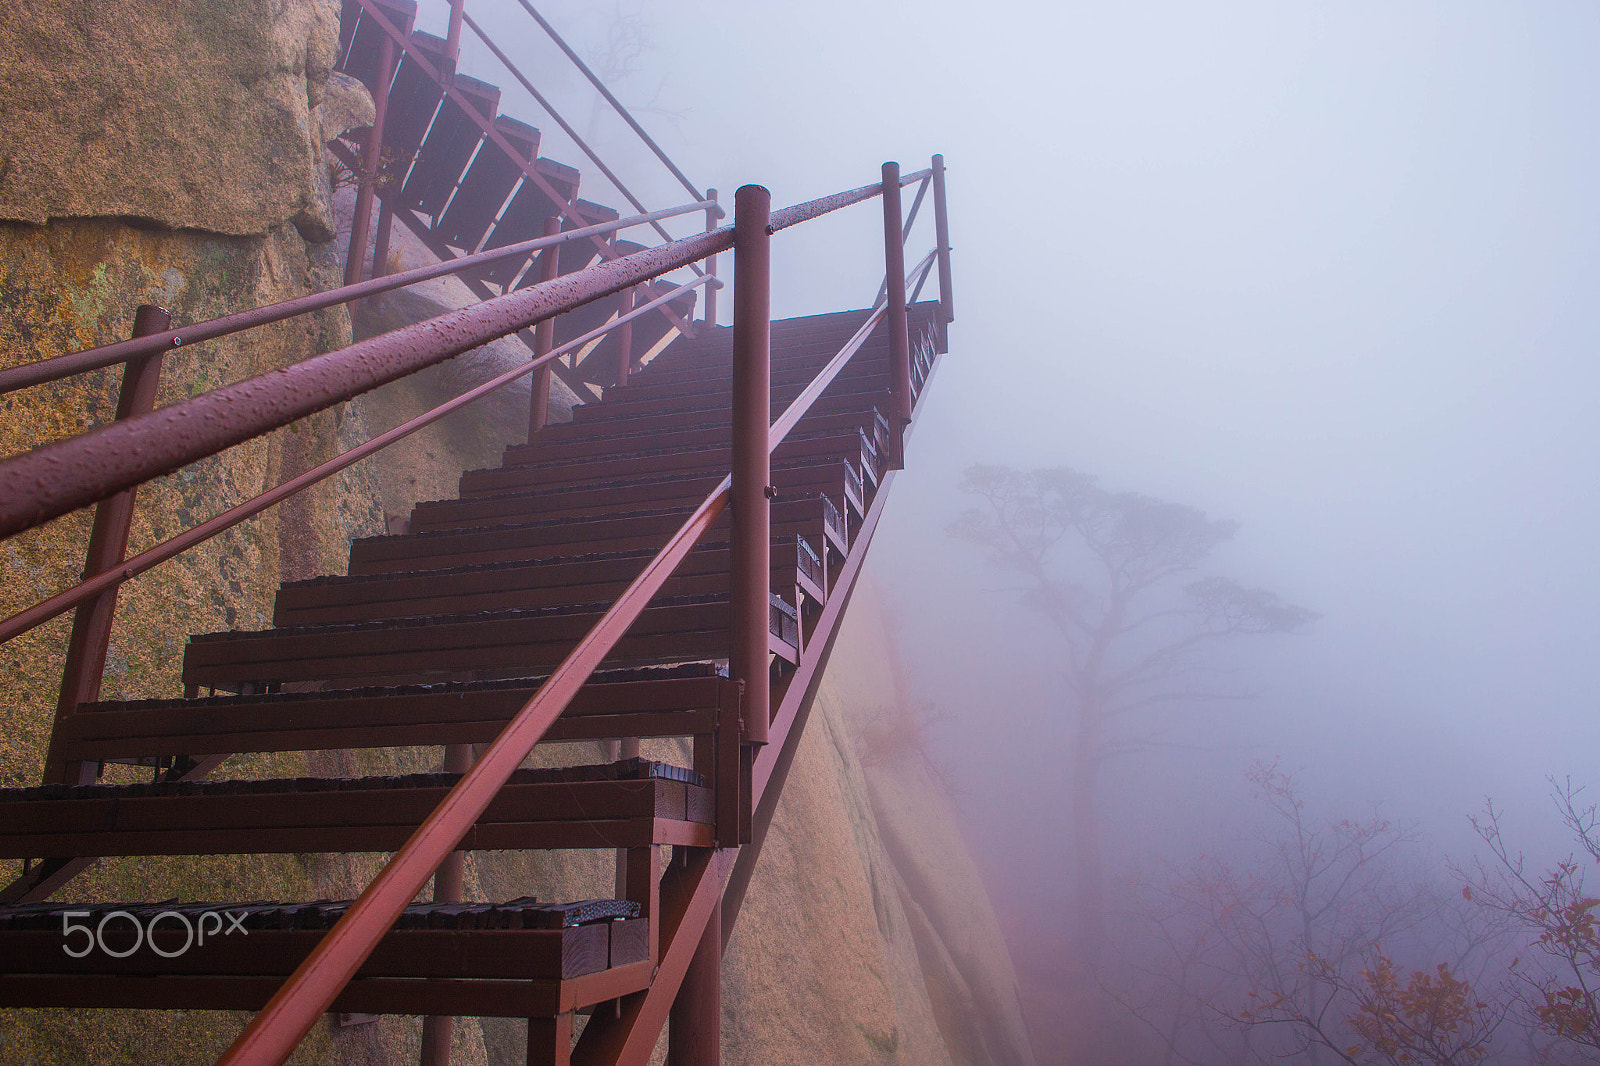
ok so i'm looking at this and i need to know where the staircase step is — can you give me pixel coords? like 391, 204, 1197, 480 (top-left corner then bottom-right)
58, 666, 736, 762
280, 536, 826, 626
633, 303, 942, 373
504, 406, 883, 467
399, 73, 500, 219
410, 460, 861, 532
472, 160, 583, 288
459, 428, 879, 497
532, 392, 880, 443
587, 359, 892, 408
0, 759, 711, 858
0, 896, 649, 1012
571, 378, 893, 428
182, 592, 799, 690
348, 497, 842, 575
436, 114, 542, 252
339, 0, 417, 94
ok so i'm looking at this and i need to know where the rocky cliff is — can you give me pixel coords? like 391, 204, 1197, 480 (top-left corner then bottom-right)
0, 3, 1032, 1063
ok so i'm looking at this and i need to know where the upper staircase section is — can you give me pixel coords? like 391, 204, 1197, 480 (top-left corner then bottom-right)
333, 0, 706, 396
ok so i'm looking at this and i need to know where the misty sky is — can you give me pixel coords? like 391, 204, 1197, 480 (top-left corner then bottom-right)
449, 2, 1600, 903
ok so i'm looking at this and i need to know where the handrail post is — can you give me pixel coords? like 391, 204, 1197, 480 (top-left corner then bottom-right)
881, 162, 912, 469
730, 185, 771, 747
527, 217, 561, 440
932, 154, 954, 323
613, 286, 635, 388
43, 305, 171, 785
445, 0, 465, 66
345, 32, 396, 286
703, 188, 719, 326
420, 741, 472, 1066
370, 200, 396, 280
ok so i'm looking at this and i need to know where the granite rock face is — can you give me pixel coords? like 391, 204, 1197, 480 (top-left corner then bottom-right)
0, 0, 357, 240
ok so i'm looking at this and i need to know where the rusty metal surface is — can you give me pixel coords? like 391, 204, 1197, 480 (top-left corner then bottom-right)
933, 154, 954, 322
0, 238, 730, 543
730, 186, 773, 746
0, 276, 709, 646
766, 180, 884, 234
462, 9, 703, 266
881, 162, 913, 467
666, 890, 720, 1065
212, 484, 735, 1064
703, 189, 721, 325
529, 216, 563, 438
1, 153, 953, 1066
348, 0, 700, 340
345, 31, 395, 286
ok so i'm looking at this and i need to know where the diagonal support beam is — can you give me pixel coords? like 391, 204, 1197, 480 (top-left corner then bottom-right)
571, 849, 734, 1066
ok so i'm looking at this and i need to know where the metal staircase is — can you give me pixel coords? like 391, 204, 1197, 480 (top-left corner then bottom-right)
0, 3, 953, 1064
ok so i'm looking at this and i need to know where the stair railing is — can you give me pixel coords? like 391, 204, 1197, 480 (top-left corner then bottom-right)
510, 0, 709, 207
459, 6, 718, 263
0, 157, 950, 1065
0, 199, 712, 397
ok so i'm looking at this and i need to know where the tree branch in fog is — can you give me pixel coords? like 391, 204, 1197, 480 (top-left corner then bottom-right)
1460, 780, 1600, 1060
1114, 765, 1512, 1066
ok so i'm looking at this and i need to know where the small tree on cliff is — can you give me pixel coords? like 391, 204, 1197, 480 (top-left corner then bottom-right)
949, 465, 1316, 965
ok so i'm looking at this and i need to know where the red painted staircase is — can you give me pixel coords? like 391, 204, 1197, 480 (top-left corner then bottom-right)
0, 2, 952, 1064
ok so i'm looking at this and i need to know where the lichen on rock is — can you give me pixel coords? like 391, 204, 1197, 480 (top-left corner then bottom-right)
0, 0, 361, 240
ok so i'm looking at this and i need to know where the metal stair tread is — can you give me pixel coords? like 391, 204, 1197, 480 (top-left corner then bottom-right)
3, 757, 705, 804
279, 535, 819, 591
188, 591, 740, 644
0, 896, 639, 931
75, 662, 724, 716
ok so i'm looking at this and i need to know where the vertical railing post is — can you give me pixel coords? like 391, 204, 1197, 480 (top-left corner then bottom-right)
932, 154, 954, 324
730, 185, 771, 747
370, 200, 397, 280
445, 0, 465, 66
345, 32, 396, 286
613, 287, 635, 388
667, 897, 721, 1066
702, 188, 720, 327
881, 162, 912, 468
419, 742, 472, 1066
42, 305, 171, 785
527, 217, 562, 440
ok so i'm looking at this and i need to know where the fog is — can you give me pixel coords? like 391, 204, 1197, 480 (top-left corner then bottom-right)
454, 3, 1599, 1059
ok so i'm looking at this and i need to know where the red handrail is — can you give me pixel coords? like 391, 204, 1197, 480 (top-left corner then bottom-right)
460, 9, 716, 258
0, 276, 710, 648
0, 229, 731, 541
513, 0, 707, 205
0, 199, 713, 396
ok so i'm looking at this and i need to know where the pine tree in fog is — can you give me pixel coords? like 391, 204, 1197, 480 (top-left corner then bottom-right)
949, 465, 1317, 967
